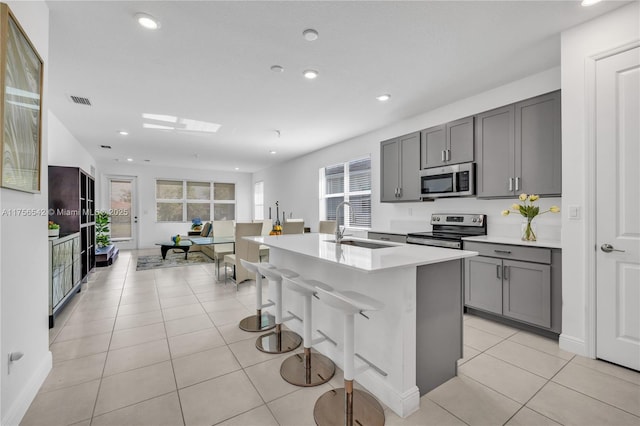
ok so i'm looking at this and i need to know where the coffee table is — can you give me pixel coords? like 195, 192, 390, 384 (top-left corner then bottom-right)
156, 241, 193, 260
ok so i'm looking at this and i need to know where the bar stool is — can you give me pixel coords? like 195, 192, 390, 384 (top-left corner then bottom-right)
280, 276, 336, 387
255, 266, 302, 354
238, 260, 276, 332
313, 287, 386, 426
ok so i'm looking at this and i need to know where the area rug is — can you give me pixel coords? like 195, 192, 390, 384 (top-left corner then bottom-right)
136, 251, 214, 271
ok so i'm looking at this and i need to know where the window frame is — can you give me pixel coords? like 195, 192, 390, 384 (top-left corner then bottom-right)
155, 179, 236, 223
254, 181, 264, 220
319, 155, 371, 229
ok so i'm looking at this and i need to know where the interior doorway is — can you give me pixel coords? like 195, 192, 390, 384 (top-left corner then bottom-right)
594, 45, 640, 371
107, 176, 138, 250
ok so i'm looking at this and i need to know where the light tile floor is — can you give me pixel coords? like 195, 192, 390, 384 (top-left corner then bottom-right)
22, 250, 640, 426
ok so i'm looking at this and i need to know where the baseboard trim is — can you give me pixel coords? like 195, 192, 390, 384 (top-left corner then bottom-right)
2, 350, 52, 426
559, 333, 588, 357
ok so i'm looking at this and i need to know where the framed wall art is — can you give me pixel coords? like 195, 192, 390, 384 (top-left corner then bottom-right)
0, 4, 43, 193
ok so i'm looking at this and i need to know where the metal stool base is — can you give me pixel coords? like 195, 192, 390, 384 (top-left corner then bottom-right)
280, 350, 335, 387
239, 313, 276, 332
255, 329, 302, 354
314, 387, 385, 426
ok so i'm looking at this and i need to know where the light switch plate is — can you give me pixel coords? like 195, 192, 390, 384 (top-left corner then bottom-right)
568, 205, 580, 220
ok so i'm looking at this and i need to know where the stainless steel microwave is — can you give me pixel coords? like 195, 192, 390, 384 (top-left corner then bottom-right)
419, 162, 475, 198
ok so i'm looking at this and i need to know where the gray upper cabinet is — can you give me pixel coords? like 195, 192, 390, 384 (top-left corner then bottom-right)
476, 105, 515, 197
516, 91, 562, 196
380, 132, 421, 202
476, 90, 561, 198
420, 116, 474, 169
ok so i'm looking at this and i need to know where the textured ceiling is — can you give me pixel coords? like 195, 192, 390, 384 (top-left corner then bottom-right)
46, 1, 629, 172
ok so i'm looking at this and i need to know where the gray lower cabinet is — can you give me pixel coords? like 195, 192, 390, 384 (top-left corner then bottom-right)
380, 132, 421, 202
420, 116, 474, 169
476, 90, 561, 198
464, 241, 561, 333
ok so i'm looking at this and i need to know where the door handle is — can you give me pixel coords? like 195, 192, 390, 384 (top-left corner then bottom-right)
515, 177, 520, 192
496, 265, 501, 279
503, 265, 508, 280
509, 178, 513, 191
441, 150, 446, 162
398, 187, 402, 198
601, 244, 625, 253
446, 149, 451, 161
134, 216, 138, 224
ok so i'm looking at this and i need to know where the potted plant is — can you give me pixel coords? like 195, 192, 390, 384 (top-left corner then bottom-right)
48, 221, 60, 238
95, 211, 111, 248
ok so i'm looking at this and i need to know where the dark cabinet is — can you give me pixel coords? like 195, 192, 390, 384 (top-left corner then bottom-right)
380, 132, 421, 202
476, 91, 561, 198
49, 166, 95, 283
464, 241, 561, 333
421, 116, 474, 169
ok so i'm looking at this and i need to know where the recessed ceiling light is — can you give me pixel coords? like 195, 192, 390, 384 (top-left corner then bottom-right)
376, 94, 391, 102
303, 69, 319, 79
303, 29, 319, 41
234, 167, 240, 171
270, 65, 284, 73
118, 130, 129, 136
126, 158, 133, 162
581, 0, 601, 5
135, 13, 160, 30
270, 150, 277, 155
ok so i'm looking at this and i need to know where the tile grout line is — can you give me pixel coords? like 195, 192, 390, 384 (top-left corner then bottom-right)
88, 255, 132, 425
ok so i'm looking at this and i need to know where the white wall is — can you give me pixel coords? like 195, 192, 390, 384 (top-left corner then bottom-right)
48, 111, 96, 176
96, 162, 253, 249
0, 2, 52, 425
254, 67, 562, 240
560, 2, 639, 356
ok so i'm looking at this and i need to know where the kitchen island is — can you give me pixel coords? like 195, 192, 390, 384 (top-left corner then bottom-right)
244, 233, 478, 417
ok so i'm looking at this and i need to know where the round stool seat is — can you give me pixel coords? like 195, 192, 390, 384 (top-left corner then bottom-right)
284, 277, 334, 296
260, 266, 299, 281
315, 288, 384, 315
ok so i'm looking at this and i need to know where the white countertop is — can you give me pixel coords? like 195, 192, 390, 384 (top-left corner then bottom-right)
462, 235, 562, 249
245, 233, 477, 272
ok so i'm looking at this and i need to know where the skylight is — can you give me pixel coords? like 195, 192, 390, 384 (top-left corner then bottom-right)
142, 113, 221, 133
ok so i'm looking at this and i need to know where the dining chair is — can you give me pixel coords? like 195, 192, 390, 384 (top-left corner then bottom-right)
254, 219, 272, 261
212, 220, 234, 279
282, 221, 305, 234
318, 220, 336, 234
223, 222, 263, 285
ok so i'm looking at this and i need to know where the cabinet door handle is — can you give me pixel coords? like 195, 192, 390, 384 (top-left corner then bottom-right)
515, 177, 520, 192
441, 150, 446, 162
494, 249, 512, 254
509, 177, 513, 191
446, 149, 451, 161
503, 265, 509, 280
398, 187, 402, 198
394, 188, 398, 197
496, 265, 501, 279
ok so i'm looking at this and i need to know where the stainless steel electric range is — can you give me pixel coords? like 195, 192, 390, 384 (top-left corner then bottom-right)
406, 213, 487, 249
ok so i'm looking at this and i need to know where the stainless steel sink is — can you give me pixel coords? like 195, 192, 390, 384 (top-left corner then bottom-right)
324, 239, 392, 249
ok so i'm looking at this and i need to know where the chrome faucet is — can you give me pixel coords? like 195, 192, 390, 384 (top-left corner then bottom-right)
335, 201, 354, 244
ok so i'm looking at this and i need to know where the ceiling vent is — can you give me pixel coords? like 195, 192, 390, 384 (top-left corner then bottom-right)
69, 95, 91, 106
100, 145, 111, 149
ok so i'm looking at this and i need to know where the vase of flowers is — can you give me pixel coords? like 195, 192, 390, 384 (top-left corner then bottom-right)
191, 217, 202, 232
48, 221, 60, 238
501, 194, 560, 241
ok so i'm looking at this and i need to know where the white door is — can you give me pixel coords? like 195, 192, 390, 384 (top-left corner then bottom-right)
107, 176, 138, 250
596, 46, 640, 371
